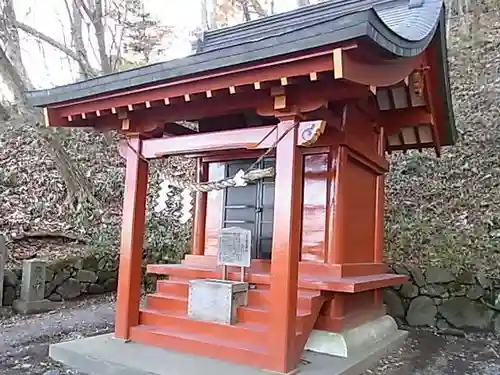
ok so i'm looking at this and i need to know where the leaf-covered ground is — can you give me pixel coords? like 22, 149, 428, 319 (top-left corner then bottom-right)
1, 13, 500, 275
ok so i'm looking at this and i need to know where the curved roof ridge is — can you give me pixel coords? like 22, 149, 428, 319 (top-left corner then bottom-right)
373, 0, 443, 42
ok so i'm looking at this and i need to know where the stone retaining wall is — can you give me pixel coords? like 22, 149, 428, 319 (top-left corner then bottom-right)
385, 264, 500, 333
2, 255, 117, 306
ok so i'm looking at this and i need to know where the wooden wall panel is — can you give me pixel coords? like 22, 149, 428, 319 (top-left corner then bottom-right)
301, 153, 329, 262
204, 162, 225, 256
203, 152, 331, 262
342, 154, 377, 264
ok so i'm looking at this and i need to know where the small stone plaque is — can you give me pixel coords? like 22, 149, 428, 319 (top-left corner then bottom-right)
216, 227, 251, 268
0, 235, 6, 307
20, 259, 46, 302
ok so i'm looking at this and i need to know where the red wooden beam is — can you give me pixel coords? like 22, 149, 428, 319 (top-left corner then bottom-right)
378, 106, 433, 136
47, 50, 336, 120
47, 79, 370, 129
333, 46, 425, 87
141, 126, 277, 158
141, 121, 331, 159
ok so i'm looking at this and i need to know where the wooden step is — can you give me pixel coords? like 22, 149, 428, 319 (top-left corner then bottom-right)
156, 280, 189, 298
139, 308, 268, 347
237, 305, 309, 333
129, 324, 270, 369
145, 293, 187, 314
247, 289, 322, 310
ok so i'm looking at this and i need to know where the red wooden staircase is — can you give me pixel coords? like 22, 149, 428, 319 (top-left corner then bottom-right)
129, 269, 325, 371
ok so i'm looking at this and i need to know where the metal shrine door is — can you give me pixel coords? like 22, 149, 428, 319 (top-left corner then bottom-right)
222, 158, 275, 260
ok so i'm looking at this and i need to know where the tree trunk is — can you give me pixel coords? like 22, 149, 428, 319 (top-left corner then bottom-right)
269, 0, 275, 15
68, 0, 93, 79
210, 0, 218, 30
1, 0, 31, 88
241, 0, 251, 21
250, 0, 267, 17
201, 0, 209, 30
93, 0, 112, 74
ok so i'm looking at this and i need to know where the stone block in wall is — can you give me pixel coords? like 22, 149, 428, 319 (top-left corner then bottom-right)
406, 265, 426, 287
391, 264, 409, 276
76, 270, 98, 283
466, 285, 485, 300
421, 284, 448, 298
457, 270, 475, 284
476, 273, 492, 289
383, 289, 405, 318
425, 266, 454, 284
4, 270, 18, 287
102, 278, 117, 292
80, 255, 99, 270
3, 286, 16, 306
48, 293, 63, 302
400, 283, 419, 298
97, 270, 116, 283
447, 282, 467, 297
88, 283, 105, 294
439, 297, 494, 330
56, 278, 81, 300
406, 296, 437, 327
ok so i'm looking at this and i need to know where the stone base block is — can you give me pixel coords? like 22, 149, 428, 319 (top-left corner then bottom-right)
305, 314, 400, 358
49, 328, 407, 375
188, 279, 248, 325
12, 299, 63, 314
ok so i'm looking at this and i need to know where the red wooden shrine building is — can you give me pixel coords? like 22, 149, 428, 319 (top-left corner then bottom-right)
27, 1, 455, 374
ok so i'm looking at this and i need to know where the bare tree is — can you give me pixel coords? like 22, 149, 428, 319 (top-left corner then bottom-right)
203, 0, 268, 29
0, 0, 171, 207
201, 0, 210, 30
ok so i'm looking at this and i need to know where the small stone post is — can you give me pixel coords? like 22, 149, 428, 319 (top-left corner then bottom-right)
12, 259, 62, 314
0, 234, 5, 307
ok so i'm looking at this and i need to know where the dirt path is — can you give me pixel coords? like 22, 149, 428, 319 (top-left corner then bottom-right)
364, 329, 500, 375
1, 297, 500, 375
0, 294, 116, 375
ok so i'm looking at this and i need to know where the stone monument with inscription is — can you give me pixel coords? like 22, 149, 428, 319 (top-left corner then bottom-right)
13, 259, 62, 314
188, 227, 251, 324
0, 234, 6, 307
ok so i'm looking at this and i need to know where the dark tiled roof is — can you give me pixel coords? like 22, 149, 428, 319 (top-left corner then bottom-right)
26, 0, 446, 107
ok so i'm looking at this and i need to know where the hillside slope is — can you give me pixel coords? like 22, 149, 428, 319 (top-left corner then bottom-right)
386, 11, 500, 275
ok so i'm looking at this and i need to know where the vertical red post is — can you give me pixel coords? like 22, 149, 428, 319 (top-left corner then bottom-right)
374, 127, 386, 263
330, 146, 347, 264
373, 128, 386, 308
268, 119, 303, 373
192, 158, 208, 256
325, 146, 338, 264
115, 136, 149, 339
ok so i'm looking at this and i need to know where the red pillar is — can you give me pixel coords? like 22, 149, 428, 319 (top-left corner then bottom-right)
115, 136, 149, 339
374, 127, 386, 263
192, 158, 208, 256
268, 119, 303, 373
329, 145, 347, 264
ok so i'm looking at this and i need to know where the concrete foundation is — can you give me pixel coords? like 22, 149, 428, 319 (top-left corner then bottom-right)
305, 315, 399, 358
49, 327, 408, 375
